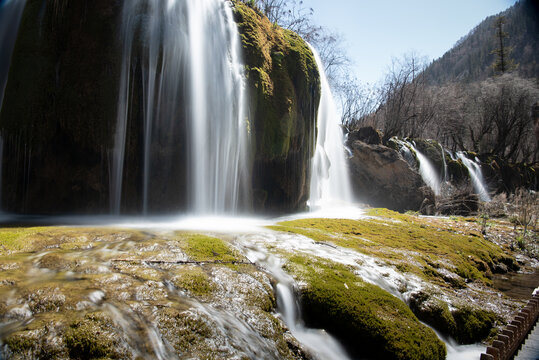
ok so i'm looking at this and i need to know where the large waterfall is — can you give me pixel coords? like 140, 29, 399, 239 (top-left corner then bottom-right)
112, 0, 249, 215
309, 46, 353, 209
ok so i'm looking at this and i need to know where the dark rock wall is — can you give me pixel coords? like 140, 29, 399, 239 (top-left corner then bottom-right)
0, 0, 122, 214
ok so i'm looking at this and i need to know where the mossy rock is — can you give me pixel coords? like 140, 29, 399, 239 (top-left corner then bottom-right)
285, 255, 446, 360
452, 307, 498, 344
270, 208, 512, 286
233, 1, 320, 211
409, 291, 457, 336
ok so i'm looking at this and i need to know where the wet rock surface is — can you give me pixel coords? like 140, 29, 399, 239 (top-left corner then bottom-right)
0, 210, 535, 359
0, 228, 307, 359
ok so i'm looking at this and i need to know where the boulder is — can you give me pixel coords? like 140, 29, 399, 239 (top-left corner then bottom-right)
348, 140, 434, 213
348, 126, 382, 145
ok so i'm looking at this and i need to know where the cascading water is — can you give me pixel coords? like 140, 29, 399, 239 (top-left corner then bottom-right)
308, 45, 353, 210
240, 237, 352, 360
456, 152, 491, 202
440, 143, 448, 183
0, 0, 26, 113
397, 139, 442, 196
413, 145, 441, 196
112, 0, 249, 215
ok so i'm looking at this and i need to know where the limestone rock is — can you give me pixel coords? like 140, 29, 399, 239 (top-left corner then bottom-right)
347, 139, 434, 213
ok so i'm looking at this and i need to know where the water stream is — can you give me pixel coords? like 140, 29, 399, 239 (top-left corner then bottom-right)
440, 143, 448, 183
396, 140, 442, 196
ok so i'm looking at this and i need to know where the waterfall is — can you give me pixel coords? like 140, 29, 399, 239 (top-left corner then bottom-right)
456, 152, 491, 202
112, 0, 249, 215
242, 239, 352, 360
0, 0, 27, 113
413, 145, 441, 196
188, 0, 249, 215
440, 143, 448, 183
308, 45, 353, 209
397, 139, 442, 196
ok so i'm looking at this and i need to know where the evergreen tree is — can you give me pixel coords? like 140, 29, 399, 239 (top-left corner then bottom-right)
491, 16, 516, 74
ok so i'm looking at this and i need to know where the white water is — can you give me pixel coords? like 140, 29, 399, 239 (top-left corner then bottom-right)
397, 139, 442, 196
0, 0, 26, 113
456, 152, 491, 202
440, 143, 448, 182
240, 238, 352, 360
308, 45, 353, 210
112, 0, 249, 215
415, 146, 441, 196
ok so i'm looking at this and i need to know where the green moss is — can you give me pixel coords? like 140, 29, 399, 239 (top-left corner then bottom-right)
453, 308, 498, 344
64, 312, 122, 359
270, 209, 512, 287
285, 255, 446, 360
233, 0, 319, 159
176, 233, 243, 263
410, 291, 457, 338
0, 226, 144, 255
172, 266, 213, 297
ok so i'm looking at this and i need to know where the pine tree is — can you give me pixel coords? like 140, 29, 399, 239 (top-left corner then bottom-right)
492, 16, 516, 74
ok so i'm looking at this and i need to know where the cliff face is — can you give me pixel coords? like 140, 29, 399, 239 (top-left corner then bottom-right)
0, 0, 320, 214
0, 0, 123, 214
234, 2, 320, 212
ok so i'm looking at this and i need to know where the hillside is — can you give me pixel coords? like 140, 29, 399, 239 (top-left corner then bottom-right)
423, 0, 539, 85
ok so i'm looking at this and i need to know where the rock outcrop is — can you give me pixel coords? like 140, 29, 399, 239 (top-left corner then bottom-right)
347, 135, 434, 213
234, 2, 320, 213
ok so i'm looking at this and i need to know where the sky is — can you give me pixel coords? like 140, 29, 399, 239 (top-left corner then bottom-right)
303, 0, 519, 84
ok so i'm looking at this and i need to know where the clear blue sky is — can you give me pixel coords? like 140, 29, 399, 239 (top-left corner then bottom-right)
303, 0, 519, 84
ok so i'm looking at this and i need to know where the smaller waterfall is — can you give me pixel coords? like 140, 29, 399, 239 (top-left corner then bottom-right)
308, 45, 353, 209
0, 0, 27, 113
243, 242, 351, 360
440, 144, 448, 182
397, 140, 441, 196
456, 152, 491, 202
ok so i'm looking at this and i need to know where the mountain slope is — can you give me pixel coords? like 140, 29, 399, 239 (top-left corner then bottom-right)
424, 0, 539, 85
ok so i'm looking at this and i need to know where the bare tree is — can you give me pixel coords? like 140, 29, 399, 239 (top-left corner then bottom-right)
338, 78, 379, 131
373, 53, 436, 142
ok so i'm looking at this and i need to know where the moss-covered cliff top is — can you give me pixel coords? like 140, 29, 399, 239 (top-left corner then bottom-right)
233, 0, 320, 160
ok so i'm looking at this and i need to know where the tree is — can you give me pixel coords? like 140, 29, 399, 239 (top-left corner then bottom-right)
372, 53, 436, 142
492, 16, 516, 74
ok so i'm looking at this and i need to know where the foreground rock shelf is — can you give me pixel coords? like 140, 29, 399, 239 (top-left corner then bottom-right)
0, 209, 536, 359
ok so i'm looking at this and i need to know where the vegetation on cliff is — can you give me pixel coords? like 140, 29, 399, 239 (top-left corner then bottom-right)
234, 1, 321, 211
